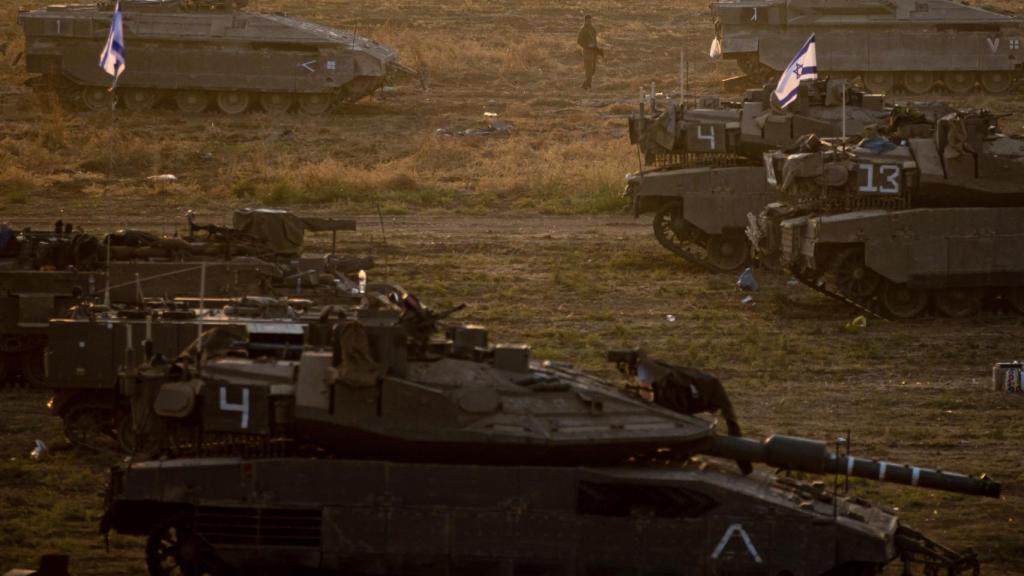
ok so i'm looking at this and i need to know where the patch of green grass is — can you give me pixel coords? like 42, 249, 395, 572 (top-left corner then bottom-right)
530, 180, 628, 215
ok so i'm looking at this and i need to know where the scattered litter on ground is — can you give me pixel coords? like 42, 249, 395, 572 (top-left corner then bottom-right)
664, 314, 676, 322
741, 295, 755, 306
30, 439, 48, 461
266, 128, 295, 142
786, 278, 799, 288
736, 267, 759, 292
146, 174, 178, 183
436, 121, 514, 138
845, 315, 868, 332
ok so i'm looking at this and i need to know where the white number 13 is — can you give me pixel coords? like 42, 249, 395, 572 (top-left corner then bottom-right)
859, 164, 901, 195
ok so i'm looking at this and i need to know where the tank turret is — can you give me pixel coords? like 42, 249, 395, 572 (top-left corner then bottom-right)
118, 287, 1000, 501
629, 80, 894, 167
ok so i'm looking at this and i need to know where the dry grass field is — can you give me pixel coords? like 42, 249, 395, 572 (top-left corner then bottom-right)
1, 1, 1024, 575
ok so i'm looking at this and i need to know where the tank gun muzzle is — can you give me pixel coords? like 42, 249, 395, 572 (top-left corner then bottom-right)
708, 434, 1000, 498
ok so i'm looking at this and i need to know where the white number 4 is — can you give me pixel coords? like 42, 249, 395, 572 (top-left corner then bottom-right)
697, 125, 716, 150
858, 164, 901, 195
219, 387, 250, 429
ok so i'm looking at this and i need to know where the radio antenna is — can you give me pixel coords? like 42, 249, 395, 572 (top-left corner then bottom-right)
374, 193, 390, 282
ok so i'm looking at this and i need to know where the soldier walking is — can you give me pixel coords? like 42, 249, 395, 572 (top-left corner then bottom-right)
577, 15, 602, 89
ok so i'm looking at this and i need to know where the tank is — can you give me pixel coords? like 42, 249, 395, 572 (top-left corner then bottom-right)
711, 0, 1024, 94
748, 109, 1024, 318
101, 292, 1000, 575
0, 209, 368, 387
17, 0, 405, 114
625, 80, 935, 272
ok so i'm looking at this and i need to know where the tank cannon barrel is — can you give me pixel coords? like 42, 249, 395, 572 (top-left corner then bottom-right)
708, 435, 1000, 498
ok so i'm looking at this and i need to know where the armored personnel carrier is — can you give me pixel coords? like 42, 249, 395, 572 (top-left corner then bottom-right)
711, 0, 1024, 94
0, 209, 368, 387
18, 0, 404, 114
626, 80, 934, 272
103, 290, 999, 575
749, 109, 1024, 318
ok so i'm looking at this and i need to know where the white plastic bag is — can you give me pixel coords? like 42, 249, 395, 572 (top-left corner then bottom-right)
709, 37, 723, 60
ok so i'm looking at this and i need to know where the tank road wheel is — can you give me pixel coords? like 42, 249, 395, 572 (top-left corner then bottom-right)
706, 236, 749, 273
879, 282, 929, 319
216, 91, 250, 115
831, 248, 881, 301
259, 92, 293, 115
175, 91, 209, 114
862, 72, 894, 94
980, 71, 1013, 94
63, 404, 117, 450
20, 348, 46, 387
901, 71, 934, 95
298, 93, 332, 116
146, 520, 223, 576
933, 288, 982, 318
944, 71, 976, 95
81, 87, 114, 112
123, 88, 159, 111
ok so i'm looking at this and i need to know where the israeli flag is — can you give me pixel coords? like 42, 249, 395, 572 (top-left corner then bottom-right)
99, 0, 126, 89
773, 34, 817, 109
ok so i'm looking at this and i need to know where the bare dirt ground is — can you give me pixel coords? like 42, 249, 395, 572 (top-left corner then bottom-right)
1, 0, 1024, 575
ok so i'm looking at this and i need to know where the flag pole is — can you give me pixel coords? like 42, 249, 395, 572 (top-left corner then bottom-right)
842, 79, 847, 150
680, 47, 685, 110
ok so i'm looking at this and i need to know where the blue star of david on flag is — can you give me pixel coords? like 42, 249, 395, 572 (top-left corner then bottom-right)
99, 0, 126, 90
774, 34, 817, 109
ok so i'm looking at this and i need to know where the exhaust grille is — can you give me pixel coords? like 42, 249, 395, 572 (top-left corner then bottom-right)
195, 506, 321, 547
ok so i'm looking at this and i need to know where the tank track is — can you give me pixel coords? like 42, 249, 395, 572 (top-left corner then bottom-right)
895, 525, 981, 576
656, 232, 726, 273
37, 79, 355, 116
652, 204, 749, 273
789, 270, 889, 320
787, 268, 1024, 320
